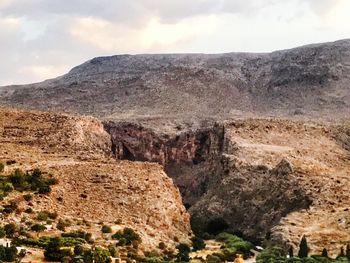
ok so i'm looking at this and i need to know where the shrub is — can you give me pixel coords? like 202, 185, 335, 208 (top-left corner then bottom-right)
101, 225, 112, 234
24, 207, 33, 214
112, 228, 141, 246
158, 242, 166, 250
0, 227, 5, 238
0, 163, 4, 173
57, 218, 71, 231
23, 194, 33, 201
206, 254, 222, 263
93, 247, 111, 263
176, 243, 190, 262
37, 211, 49, 221
31, 224, 47, 232
191, 236, 206, 251
256, 247, 285, 263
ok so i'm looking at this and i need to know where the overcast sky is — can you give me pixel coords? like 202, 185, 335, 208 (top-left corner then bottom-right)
0, 0, 349, 85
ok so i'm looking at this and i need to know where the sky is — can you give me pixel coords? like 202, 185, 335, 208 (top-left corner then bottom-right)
0, 0, 349, 85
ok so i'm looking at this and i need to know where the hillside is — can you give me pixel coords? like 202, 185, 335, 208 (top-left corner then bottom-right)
0, 39, 349, 120
0, 107, 191, 251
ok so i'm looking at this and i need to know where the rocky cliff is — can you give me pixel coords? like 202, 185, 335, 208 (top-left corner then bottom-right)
104, 118, 350, 257
0, 107, 191, 250
104, 121, 224, 206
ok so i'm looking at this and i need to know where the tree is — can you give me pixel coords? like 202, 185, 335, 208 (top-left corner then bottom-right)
346, 244, 350, 259
31, 223, 46, 232
176, 243, 190, 262
339, 247, 345, 258
321, 248, 328, 258
4, 223, 17, 237
298, 235, 308, 258
44, 237, 72, 261
288, 246, 294, 258
0, 163, 4, 173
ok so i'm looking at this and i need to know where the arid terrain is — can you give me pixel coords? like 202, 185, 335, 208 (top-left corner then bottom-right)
0, 39, 349, 260
0, 107, 191, 252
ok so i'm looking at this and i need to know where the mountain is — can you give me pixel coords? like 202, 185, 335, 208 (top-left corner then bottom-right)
0, 39, 350, 120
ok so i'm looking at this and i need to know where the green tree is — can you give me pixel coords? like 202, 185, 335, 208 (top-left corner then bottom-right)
101, 225, 112, 233
288, 246, 294, 258
4, 223, 17, 237
346, 244, 350, 260
298, 235, 308, 258
176, 243, 190, 262
321, 248, 328, 258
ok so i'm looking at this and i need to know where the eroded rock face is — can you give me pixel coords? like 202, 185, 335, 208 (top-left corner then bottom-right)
104, 121, 224, 206
105, 118, 350, 256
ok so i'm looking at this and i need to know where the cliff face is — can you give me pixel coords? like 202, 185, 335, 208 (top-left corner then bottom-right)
0, 107, 191, 250
105, 118, 350, 256
104, 121, 224, 206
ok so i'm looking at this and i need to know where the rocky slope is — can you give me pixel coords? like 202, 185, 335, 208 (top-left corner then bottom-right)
103, 118, 350, 257
0, 107, 191, 250
0, 39, 349, 120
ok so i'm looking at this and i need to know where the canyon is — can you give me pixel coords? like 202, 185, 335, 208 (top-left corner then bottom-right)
0, 39, 349, 256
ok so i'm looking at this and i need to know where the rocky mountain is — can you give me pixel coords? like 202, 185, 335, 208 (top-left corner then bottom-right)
0, 107, 191, 251
0, 39, 349, 120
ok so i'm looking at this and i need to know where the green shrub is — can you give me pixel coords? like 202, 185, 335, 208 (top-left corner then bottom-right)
101, 225, 112, 233
207, 254, 222, 263
0, 227, 5, 238
176, 243, 190, 262
36, 211, 49, 221
31, 224, 46, 232
112, 228, 141, 246
23, 194, 33, 201
93, 247, 111, 263
0, 163, 4, 173
191, 236, 206, 251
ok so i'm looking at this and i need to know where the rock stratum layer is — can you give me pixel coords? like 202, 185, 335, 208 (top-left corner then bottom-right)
0, 107, 191, 250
